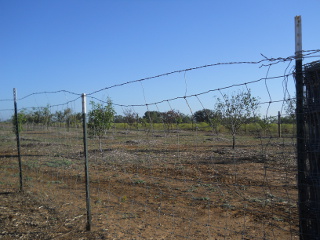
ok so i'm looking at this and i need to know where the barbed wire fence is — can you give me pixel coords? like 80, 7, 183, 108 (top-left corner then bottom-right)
0, 49, 320, 239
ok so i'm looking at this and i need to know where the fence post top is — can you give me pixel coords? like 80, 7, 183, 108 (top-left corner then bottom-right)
82, 93, 87, 114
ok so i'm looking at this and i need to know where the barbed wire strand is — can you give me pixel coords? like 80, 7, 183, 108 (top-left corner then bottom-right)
19, 90, 81, 101
89, 73, 293, 109
0, 50, 319, 103
0, 50, 317, 116
0, 74, 298, 115
87, 49, 320, 96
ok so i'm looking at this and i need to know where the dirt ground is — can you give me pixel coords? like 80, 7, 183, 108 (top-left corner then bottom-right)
0, 125, 299, 239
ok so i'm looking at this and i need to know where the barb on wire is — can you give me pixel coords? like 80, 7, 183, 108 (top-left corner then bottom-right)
261, 49, 320, 67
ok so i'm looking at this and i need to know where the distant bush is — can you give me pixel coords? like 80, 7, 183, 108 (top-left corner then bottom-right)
240, 123, 262, 135
281, 123, 295, 135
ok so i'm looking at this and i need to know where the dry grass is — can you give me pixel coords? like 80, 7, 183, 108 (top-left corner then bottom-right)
0, 123, 299, 239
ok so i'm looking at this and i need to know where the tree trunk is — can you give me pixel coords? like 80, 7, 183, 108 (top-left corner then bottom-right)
232, 134, 235, 149
99, 137, 103, 153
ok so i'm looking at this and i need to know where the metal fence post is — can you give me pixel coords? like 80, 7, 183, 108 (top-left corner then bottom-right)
13, 88, 23, 192
294, 15, 309, 239
82, 93, 92, 231
278, 111, 281, 138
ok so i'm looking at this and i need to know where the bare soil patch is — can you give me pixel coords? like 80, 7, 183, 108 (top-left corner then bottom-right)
0, 126, 299, 239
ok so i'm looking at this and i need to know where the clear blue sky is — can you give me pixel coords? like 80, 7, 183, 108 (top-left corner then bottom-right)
1, 0, 319, 119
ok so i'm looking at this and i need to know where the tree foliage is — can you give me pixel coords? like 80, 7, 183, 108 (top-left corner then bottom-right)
215, 89, 259, 148
12, 109, 27, 133
193, 109, 221, 133
284, 98, 296, 120
193, 109, 214, 123
88, 98, 115, 138
143, 111, 162, 123
162, 110, 182, 130
258, 116, 275, 136
123, 108, 138, 128
31, 106, 52, 129
180, 113, 192, 123
11, 106, 83, 133
53, 108, 75, 129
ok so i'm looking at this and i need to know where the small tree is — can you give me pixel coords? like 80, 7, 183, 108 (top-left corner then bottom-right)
215, 89, 259, 149
180, 113, 192, 123
162, 110, 182, 131
53, 110, 64, 124
193, 109, 221, 133
31, 105, 52, 129
88, 98, 115, 151
143, 111, 162, 123
193, 109, 213, 123
123, 108, 138, 129
284, 98, 296, 121
114, 115, 125, 123
258, 116, 275, 136
54, 108, 72, 128
12, 109, 27, 133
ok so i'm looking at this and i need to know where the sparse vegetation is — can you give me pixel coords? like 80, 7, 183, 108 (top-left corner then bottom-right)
2, 100, 298, 239
215, 89, 260, 149
45, 159, 72, 168
88, 97, 115, 151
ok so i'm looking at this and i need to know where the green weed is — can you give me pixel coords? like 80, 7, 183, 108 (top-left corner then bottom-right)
193, 196, 210, 201
133, 179, 145, 184
47, 181, 63, 184
45, 159, 72, 168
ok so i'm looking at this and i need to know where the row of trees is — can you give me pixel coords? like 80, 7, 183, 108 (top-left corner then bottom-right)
13, 106, 82, 131
13, 90, 295, 149
73, 90, 294, 149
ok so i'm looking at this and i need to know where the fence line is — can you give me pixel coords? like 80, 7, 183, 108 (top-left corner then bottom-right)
0, 49, 318, 105
1, 50, 319, 239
